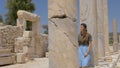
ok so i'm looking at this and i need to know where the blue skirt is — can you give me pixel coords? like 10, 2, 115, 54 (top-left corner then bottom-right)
78, 45, 91, 67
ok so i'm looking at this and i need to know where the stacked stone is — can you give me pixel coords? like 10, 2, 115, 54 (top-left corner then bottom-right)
95, 51, 120, 68
40, 34, 48, 57
14, 31, 32, 63
0, 25, 23, 51
17, 10, 43, 58
116, 52, 120, 68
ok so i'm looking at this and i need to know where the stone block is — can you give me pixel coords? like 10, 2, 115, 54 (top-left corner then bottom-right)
45, 52, 49, 58
14, 37, 31, 53
23, 31, 32, 38
16, 53, 27, 63
0, 48, 11, 54
0, 53, 16, 65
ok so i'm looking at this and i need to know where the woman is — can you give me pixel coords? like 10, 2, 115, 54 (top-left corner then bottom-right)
78, 23, 92, 68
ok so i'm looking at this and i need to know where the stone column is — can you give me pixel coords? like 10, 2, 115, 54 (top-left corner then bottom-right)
97, 0, 105, 58
32, 18, 43, 57
80, 0, 98, 66
48, 0, 79, 68
119, 35, 120, 50
119, 35, 120, 43
113, 19, 118, 52
103, 0, 110, 53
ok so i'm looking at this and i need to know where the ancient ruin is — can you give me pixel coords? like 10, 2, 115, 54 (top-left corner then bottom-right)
48, 0, 120, 68
0, 0, 120, 68
112, 18, 118, 52
48, 0, 79, 68
80, 0, 120, 68
0, 10, 48, 66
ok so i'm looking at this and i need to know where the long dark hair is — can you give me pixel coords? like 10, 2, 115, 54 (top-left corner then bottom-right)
80, 23, 88, 43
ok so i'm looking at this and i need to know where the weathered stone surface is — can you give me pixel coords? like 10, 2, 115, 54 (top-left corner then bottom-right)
45, 52, 49, 58
103, 0, 110, 53
117, 62, 120, 68
0, 48, 11, 54
112, 19, 118, 52
23, 46, 28, 54
16, 53, 27, 63
14, 37, 31, 53
34, 36, 44, 57
0, 54, 16, 65
0, 58, 49, 68
17, 18, 26, 31
119, 35, 120, 43
97, 0, 105, 57
17, 10, 40, 22
49, 0, 79, 68
80, 0, 98, 66
0, 25, 23, 52
40, 34, 48, 56
23, 31, 32, 38
17, 10, 43, 58
48, 0, 77, 19
95, 52, 120, 68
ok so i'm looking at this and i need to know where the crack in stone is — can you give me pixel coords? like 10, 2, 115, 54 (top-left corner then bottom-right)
49, 19, 58, 27
49, 14, 77, 22
63, 31, 77, 48
49, 18, 78, 48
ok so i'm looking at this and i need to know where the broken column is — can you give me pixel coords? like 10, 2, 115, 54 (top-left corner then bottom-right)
103, 0, 110, 53
112, 18, 118, 52
80, 0, 98, 66
48, 0, 79, 68
97, 0, 105, 57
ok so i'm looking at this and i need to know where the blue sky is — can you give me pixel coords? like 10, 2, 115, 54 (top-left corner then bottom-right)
108, 0, 120, 32
0, 0, 120, 33
0, 0, 48, 33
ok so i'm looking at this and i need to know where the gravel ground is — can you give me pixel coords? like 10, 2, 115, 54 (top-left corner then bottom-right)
0, 58, 49, 68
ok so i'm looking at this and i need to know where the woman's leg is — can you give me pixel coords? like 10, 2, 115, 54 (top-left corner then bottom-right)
78, 46, 84, 67
82, 46, 91, 67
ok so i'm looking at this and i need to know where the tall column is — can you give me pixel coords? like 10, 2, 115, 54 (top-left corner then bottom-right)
103, 0, 110, 53
97, 0, 105, 57
119, 35, 120, 43
119, 35, 120, 50
80, 0, 98, 66
113, 19, 118, 52
48, 0, 79, 68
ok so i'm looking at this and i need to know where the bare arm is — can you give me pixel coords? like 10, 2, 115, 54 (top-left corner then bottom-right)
84, 34, 92, 57
86, 41, 92, 54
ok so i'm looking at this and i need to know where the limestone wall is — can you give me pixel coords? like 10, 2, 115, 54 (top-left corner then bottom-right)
40, 34, 48, 56
0, 25, 23, 51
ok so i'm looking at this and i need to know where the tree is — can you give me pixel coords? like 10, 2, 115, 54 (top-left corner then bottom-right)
0, 14, 3, 22
6, 0, 35, 30
42, 24, 48, 34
